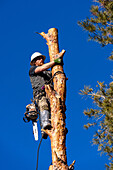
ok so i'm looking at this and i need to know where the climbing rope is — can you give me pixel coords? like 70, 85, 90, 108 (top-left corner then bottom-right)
46, 70, 65, 85
36, 136, 43, 170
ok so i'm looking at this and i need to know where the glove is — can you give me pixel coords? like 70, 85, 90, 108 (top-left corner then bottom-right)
54, 58, 62, 64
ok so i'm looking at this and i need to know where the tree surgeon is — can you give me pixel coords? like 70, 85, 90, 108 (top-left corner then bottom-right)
29, 52, 61, 139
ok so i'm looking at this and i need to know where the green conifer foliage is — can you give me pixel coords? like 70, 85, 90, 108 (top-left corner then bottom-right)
78, 0, 113, 60
78, 0, 113, 168
80, 82, 113, 168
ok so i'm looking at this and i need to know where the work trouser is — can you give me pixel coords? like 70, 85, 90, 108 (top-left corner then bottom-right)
35, 94, 51, 138
35, 95, 50, 112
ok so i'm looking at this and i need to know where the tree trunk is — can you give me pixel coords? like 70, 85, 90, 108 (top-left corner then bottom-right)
39, 28, 74, 170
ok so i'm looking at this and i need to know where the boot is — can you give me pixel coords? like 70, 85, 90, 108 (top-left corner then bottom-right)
39, 110, 51, 139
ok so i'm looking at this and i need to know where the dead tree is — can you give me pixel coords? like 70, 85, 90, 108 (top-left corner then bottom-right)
38, 28, 75, 170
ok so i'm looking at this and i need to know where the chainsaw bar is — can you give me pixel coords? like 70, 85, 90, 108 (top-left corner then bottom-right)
32, 121, 38, 141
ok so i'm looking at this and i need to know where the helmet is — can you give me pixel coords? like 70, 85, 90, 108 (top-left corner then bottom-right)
30, 52, 46, 65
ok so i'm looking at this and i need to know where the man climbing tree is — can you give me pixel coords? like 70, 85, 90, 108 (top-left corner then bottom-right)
29, 52, 62, 139
24, 28, 75, 170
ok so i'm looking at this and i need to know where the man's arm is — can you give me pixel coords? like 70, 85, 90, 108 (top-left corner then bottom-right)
34, 56, 62, 74
34, 61, 55, 74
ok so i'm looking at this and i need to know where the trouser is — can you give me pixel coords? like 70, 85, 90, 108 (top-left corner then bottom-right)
35, 94, 51, 138
36, 95, 49, 112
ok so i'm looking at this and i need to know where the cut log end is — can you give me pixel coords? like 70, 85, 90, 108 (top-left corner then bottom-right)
48, 28, 58, 34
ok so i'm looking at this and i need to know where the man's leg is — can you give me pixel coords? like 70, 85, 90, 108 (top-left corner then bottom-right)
36, 96, 51, 139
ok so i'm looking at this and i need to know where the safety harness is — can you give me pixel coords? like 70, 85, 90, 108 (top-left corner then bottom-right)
45, 70, 65, 85
37, 70, 65, 94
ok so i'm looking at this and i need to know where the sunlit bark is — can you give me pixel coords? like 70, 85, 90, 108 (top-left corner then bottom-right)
40, 28, 68, 170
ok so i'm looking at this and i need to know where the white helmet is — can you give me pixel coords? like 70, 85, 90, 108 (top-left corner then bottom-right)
30, 52, 46, 65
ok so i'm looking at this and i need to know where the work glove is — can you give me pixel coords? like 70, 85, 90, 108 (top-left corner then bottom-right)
54, 57, 62, 64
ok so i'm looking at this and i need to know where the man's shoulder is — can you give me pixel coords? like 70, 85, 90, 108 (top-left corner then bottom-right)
30, 65, 37, 70
29, 66, 37, 76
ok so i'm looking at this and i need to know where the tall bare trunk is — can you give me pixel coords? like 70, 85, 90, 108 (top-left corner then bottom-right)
39, 28, 75, 170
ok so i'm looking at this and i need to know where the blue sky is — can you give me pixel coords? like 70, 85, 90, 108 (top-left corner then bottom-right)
0, 0, 112, 170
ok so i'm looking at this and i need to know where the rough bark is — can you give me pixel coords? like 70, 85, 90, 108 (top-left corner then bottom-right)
39, 28, 68, 170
